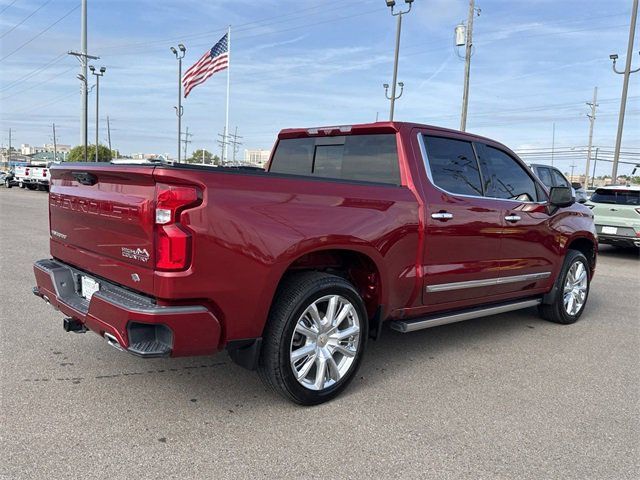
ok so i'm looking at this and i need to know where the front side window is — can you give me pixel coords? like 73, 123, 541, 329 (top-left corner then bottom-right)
479, 146, 538, 202
269, 134, 400, 185
551, 169, 570, 188
536, 167, 553, 189
423, 136, 483, 196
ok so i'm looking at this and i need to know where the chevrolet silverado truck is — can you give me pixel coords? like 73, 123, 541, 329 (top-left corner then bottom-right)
33, 122, 597, 405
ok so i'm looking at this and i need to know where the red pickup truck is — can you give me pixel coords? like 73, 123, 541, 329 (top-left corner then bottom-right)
33, 122, 597, 404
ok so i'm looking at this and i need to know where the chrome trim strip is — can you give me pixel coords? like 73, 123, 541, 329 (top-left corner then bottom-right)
390, 298, 543, 333
426, 271, 551, 293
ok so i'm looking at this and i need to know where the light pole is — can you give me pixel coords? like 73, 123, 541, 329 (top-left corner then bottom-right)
171, 44, 186, 163
90, 65, 106, 162
384, 0, 413, 121
609, 0, 639, 181
76, 73, 89, 161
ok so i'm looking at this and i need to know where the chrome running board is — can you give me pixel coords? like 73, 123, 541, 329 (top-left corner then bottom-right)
390, 298, 542, 333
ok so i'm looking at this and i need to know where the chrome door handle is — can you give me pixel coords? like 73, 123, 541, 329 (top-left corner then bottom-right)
505, 215, 521, 223
431, 212, 453, 220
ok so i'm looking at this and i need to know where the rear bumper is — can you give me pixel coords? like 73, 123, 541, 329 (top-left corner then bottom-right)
33, 259, 221, 357
597, 234, 640, 248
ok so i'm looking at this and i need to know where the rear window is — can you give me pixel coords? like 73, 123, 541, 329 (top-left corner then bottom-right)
269, 134, 400, 185
591, 189, 640, 205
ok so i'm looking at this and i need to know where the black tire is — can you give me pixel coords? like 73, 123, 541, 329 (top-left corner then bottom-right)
19, 181, 25, 188
5, 179, 11, 188
258, 271, 368, 405
538, 249, 591, 324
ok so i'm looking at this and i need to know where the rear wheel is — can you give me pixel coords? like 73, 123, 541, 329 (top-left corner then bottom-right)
538, 250, 590, 324
258, 272, 368, 405
4, 179, 11, 188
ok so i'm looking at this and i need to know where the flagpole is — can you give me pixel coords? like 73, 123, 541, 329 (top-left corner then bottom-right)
224, 25, 231, 164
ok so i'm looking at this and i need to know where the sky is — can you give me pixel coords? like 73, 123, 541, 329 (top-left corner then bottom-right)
0, 0, 638, 176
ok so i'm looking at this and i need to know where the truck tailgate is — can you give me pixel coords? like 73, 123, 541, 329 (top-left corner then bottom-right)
49, 165, 157, 294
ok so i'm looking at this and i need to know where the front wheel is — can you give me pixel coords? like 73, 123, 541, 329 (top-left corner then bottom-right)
4, 179, 11, 188
538, 249, 590, 324
258, 272, 368, 405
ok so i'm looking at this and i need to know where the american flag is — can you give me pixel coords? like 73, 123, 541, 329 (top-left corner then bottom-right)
182, 33, 229, 98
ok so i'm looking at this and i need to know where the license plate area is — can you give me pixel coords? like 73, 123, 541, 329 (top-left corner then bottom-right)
601, 226, 617, 235
80, 275, 100, 300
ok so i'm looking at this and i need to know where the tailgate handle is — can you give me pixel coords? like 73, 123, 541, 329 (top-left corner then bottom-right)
72, 171, 98, 186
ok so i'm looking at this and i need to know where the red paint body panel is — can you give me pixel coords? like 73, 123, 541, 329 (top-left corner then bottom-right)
34, 121, 597, 358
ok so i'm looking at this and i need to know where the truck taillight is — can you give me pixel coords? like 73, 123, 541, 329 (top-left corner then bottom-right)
43, 169, 47, 177
154, 183, 201, 271
25, 168, 30, 175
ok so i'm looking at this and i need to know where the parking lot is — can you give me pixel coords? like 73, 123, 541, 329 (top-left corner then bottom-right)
0, 187, 638, 479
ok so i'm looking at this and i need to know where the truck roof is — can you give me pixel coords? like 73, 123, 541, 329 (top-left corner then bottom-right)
277, 121, 500, 145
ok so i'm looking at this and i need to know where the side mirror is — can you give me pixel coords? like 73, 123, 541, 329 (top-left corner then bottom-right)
549, 186, 574, 208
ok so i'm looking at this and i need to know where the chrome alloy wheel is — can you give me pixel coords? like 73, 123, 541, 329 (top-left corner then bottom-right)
289, 294, 361, 391
563, 261, 588, 316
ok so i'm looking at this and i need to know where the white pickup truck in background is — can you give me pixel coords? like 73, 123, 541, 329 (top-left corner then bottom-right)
13, 164, 50, 191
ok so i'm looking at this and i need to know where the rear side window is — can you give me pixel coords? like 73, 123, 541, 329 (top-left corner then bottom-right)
269, 134, 400, 185
479, 146, 539, 202
591, 189, 640, 205
423, 136, 482, 196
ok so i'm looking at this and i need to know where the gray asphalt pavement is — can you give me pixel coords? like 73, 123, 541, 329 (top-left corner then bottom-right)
1, 187, 639, 479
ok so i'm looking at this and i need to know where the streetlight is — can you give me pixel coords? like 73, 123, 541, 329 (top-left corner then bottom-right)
89, 66, 106, 162
76, 73, 88, 161
384, 0, 413, 121
608, 0, 639, 180
171, 44, 186, 163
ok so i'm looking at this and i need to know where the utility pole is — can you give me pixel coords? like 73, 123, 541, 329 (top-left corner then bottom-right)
227, 127, 243, 164
181, 126, 192, 161
591, 147, 599, 189
551, 122, 555, 167
8, 128, 12, 166
570, 162, 576, 180
609, 0, 639, 180
217, 131, 229, 165
80, 0, 87, 151
460, 0, 479, 131
52, 123, 57, 162
384, 0, 413, 121
69, 51, 99, 161
170, 44, 186, 162
106, 116, 112, 156
584, 87, 598, 189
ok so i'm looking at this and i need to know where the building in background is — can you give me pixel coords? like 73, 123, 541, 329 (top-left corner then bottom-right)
244, 149, 270, 168
20, 143, 71, 155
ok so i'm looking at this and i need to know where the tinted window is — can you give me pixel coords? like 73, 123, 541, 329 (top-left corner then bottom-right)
269, 134, 400, 185
423, 136, 482, 196
536, 167, 553, 188
270, 138, 314, 175
552, 169, 570, 188
479, 146, 538, 202
591, 189, 640, 205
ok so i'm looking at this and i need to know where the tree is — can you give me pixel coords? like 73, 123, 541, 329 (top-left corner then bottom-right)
67, 144, 113, 162
188, 149, 220, 165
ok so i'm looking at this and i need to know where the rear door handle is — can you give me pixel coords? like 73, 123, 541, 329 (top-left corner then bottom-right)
431, 212, 453, 220
505, 215, 521, 223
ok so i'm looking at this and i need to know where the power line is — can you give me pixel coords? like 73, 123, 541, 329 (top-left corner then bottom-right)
0, 0, 53, 39
0, 0, 21, 16
0, 4, 79, 63
0, 52, 67, 93
0, 64, 75, 102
